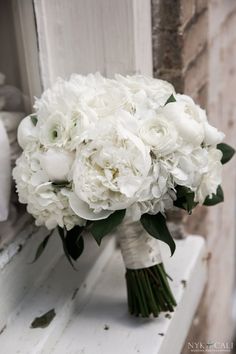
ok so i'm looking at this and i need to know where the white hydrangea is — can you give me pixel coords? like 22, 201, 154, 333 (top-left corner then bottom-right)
195, 148, 223, 203
13, 73, 225, 229
13, 148, 84, 230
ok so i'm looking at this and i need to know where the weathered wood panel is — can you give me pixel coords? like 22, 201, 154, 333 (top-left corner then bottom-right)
33, 0, 152, 88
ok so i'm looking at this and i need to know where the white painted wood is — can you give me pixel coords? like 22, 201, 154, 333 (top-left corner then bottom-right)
0, 223, 115, 330
11, 0, 42, 111
0, 235, 206, 354
33, 0, 153, 88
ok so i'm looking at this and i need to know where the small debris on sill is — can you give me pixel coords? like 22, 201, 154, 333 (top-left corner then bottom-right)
202, 252, 212, 262
71, 287, 79, 300
104, 324, 110, 330
30, 309, 56, 329
181, 279, 187, 288
0, 324, 7, 335
158, 333, 164, 336
165, 313, 172, 319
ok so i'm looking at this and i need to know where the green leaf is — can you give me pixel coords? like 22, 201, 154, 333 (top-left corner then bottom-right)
30, 309, 56, 329
31, 231, 53, 263
174, 186, 197, 213
52, 181, 71, 189
65, 226, 84, 261
164, 94, 176, 105
140, 213, 176, 256
30, 114, 38, 126
90, 209, 126, 245
203, 185, 224, 206
217, 143, 235, 164
57, 227, 75, 269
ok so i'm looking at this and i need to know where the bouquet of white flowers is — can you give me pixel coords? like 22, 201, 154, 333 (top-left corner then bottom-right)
13, 73, 234, 317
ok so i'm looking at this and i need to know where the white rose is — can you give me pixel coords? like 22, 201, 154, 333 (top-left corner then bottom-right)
163, 94, 206, 147
68, 114, 152, 220
17, 115, 38, 149
195, 148, 223, 203
39, 148, 74, 181
139, 113, 179, 156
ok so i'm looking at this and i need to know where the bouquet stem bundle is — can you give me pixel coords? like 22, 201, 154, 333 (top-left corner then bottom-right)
126, 264, 176, 317
119, 222, 176, 317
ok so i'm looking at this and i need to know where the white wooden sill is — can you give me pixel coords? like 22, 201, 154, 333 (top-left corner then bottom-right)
0, 227, 207, 354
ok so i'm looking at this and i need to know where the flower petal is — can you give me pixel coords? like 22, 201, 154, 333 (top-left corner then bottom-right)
67, 192, 113, 220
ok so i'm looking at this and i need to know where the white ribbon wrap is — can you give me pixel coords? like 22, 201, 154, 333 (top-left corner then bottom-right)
119, 222, 162, 270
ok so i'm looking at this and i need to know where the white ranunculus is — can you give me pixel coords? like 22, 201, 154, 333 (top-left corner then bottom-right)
139, 113, 179, 156
17, 115, 38, 149
39, 149, 74, 181
163, 99, 205, 147
69, 114, 152, 219
67, 108, 98, 150
195, 148, 223, 203
38, 111, 69, 148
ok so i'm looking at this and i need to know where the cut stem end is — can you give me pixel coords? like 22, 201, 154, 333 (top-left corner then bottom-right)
125, 263, 177, 318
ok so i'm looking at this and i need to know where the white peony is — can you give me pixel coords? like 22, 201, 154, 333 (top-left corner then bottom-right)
171, 94, 225, 146
68, 114, 153, 220
116, 74, 175, 106
163, 97, 205, 147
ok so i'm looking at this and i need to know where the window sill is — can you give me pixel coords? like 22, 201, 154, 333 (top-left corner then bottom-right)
0, 229, 206, 354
